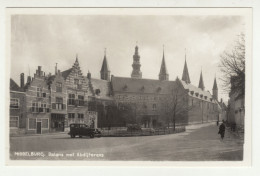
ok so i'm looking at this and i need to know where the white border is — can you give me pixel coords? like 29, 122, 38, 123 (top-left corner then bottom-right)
0, 0, 258, 175
5, 7, 252, 167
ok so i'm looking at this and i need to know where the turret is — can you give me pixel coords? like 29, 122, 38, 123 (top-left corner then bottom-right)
131, 45, 142, 79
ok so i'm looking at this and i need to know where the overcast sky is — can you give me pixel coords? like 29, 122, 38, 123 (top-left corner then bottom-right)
10, 15, 245, 101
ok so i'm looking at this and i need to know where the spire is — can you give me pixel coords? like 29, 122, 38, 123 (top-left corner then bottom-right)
181, 49, 191, 84
212, 75, 218, 101
73, 54, 79, 66
159, 45, 169, 81
198, 69, 205, 90
213, 75, 218, 90
131, 44, 142, 79
100, 48, 110, 81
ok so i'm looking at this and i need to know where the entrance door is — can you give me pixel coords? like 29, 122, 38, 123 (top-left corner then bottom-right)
152, 120, 157, 128
36, 122, 42, 134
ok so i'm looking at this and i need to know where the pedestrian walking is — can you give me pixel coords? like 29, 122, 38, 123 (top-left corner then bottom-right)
218, 122, 226, 140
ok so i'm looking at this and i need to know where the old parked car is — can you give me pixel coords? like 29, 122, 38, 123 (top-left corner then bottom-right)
68, 123, 101, 138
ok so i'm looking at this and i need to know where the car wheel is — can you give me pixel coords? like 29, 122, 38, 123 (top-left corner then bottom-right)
90, 133, 94, 138
79, 136, 82, 138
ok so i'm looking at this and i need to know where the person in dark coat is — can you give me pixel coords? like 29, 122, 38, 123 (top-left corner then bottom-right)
218, 122, 226, 140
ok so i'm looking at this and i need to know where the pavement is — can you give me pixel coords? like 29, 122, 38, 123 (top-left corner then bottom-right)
9, 122, 244, 161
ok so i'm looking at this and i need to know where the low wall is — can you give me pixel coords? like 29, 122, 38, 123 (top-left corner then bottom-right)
101, 126, 186, 137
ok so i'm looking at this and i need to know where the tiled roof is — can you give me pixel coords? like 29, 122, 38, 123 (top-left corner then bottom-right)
179, 79, 214, 102
61, 68, 73, 79
47, 75, 55, 84
85, 77, 113, 100
10, 79, 23, 92
111, 76, 175, 94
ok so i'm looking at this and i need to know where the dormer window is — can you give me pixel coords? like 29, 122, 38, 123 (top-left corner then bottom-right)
210, 98, 213, 102
204, 96, 207, 100
200, 94, 203, 98
157, 87, 162, 92
95, 89, 101, 95
195, 93, 199, 97
190, 91, 194, 95
123, 85, 128, 91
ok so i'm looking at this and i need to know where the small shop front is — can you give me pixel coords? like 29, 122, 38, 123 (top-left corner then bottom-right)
50, 113, 65, 132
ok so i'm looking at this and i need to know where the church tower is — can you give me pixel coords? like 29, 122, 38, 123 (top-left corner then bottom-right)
131, 45, 142, 79
198, 69, 205, 90
181, 51, 191, 84
100, 49, 110, 81
212, 76, 218, 101
159, 47, 169, 81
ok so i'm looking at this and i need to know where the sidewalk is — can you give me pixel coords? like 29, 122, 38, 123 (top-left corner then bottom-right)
10, 131, 68, 138
10, 121, 216, 138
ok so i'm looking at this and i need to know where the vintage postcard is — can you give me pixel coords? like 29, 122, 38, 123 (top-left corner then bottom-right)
5, 8, 252, 166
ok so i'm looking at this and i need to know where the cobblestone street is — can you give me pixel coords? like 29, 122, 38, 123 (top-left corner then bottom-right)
9, 123, 244, 161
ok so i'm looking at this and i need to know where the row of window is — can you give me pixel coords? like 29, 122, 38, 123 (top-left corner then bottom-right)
68, 113, 84, 123
10, 98, 19, 108
32, 102, 48, 113
36, 87, 47, 98
116, 95, 166, 102
118, 104, 157, 111
190, 98, 216, 110
68, 94, 85, 106
28, 118, 49, 130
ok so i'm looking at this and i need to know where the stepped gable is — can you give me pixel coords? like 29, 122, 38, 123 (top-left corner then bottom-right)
111, 76, 175, 94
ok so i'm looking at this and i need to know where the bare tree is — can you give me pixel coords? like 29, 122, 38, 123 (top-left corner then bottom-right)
160, 79, 192, 130
219, 33, 245, 99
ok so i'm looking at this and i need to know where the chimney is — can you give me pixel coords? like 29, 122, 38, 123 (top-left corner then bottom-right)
27, 76, 31, 84
55, 63, 57, 75
38, 66, 42, 76
20, 73, 24, 88
87, 71, 91, 79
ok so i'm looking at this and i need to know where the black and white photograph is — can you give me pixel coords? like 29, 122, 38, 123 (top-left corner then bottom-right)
6, 8, 252, 165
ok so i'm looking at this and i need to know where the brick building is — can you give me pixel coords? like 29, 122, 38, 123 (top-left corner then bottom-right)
109, 46, 219, 127
10, 78, 27, 135
10, 45, 221, 134
227, 76, 245, 128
